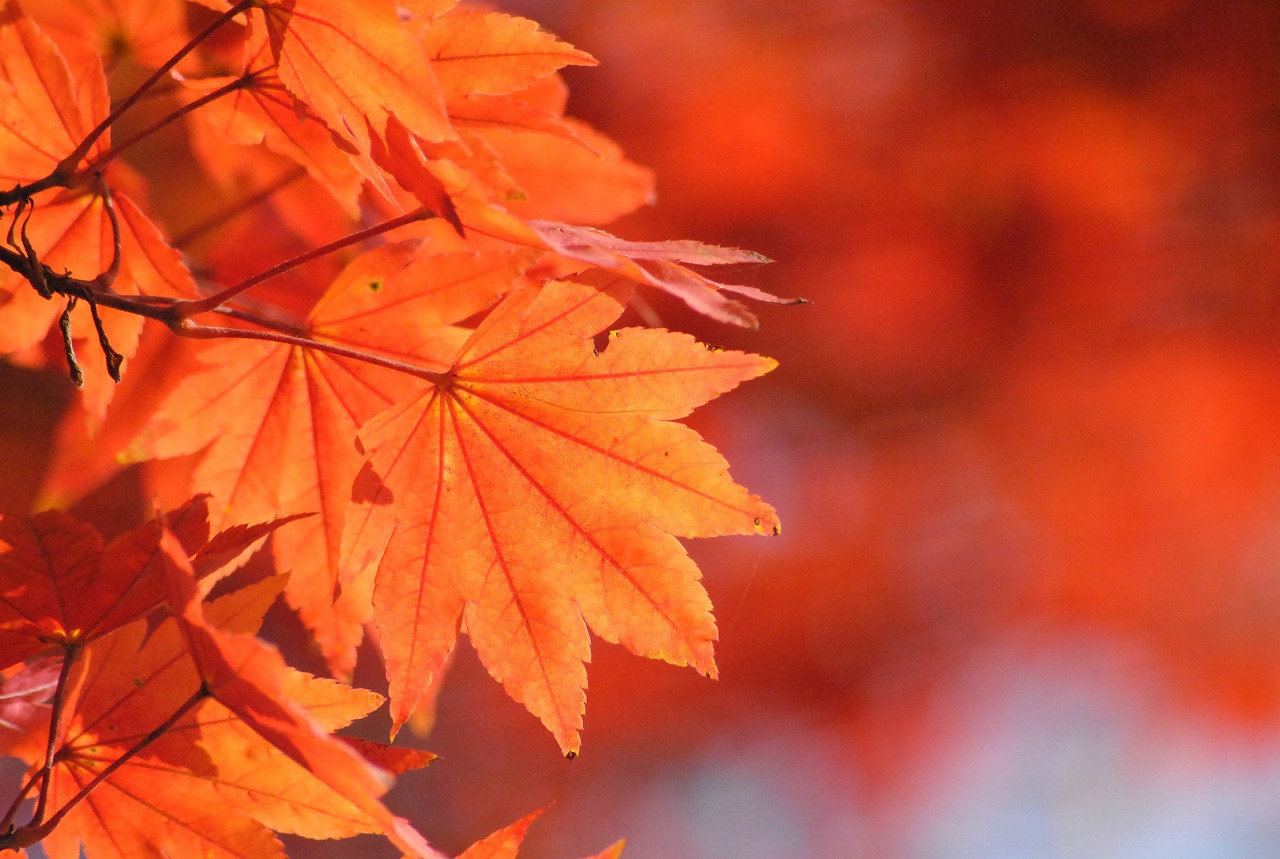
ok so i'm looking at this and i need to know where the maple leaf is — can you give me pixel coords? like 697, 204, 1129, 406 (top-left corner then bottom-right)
131, 242, 535, 676
27, 572, 436, 858
0, 5, 200, 409
456, 809, 625, 859
458, 810, 542, 859
25, 0, 192, 69
184, 59, 368, 216
0, 188, 196, 416
0, 0, 109, 187
0, 497, 296, 672
37, 579, 290, 859
158, 530, 447, 858
484, 119, 655, 225
257, 0, 453, 153
422, 9, 596, 101
343, 277, 778, 753
528, 221, 796, 328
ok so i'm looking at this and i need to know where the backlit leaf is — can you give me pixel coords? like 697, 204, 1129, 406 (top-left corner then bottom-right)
424, 10, 596, 100
134, 243, 534, 676
344, 277, 777, 753
159, 529, 447, 858
258, 0, 452, 152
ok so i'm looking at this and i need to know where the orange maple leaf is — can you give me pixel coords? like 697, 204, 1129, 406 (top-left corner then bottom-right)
0, 0, 108, 187
133, 242, 536, 676
38, 578, 292, 859
257, 0, 453, 152
24, 0, 192, 69
486, 119, 655, 226
421, 8, 597, 101
458, 810, 543, 859
158, 529, 446, 858
184, 59, 369, 216
31, 572, 436, 858
343, 276, 778, 753
457, 809, 625, 859
0, 3, 198, 412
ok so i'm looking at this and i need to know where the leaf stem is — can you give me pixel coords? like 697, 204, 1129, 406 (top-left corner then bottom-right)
173, 319, 447, 382
9, 686, 212, 849
31, 644, 79, 826
170, 165, 307, 248
171, 206, 438, 317
0, 770, 43, 833
77, 76, 253, 178
57, 0, 259, 177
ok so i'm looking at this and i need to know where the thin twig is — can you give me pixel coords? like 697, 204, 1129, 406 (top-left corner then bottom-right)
171, 207, 438, 317
94, 177, 122, 290
170, 165, 307, 248
0, 767, 44, 833
173, 320, 447, 382
8, 686, 211, 850
31, 645, 79, 825
78, 76, 253, 177
58, 298, 84, 387
57, 0, 259, 177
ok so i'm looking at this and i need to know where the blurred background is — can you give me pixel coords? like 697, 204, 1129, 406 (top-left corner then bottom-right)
396, 1, 1280, 857
6, 0, 1280, 857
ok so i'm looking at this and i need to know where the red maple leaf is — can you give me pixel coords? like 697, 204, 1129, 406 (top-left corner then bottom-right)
0, 496, 293, 671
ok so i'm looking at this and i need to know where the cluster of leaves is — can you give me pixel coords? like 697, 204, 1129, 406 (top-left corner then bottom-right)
0, 0, 784, 855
